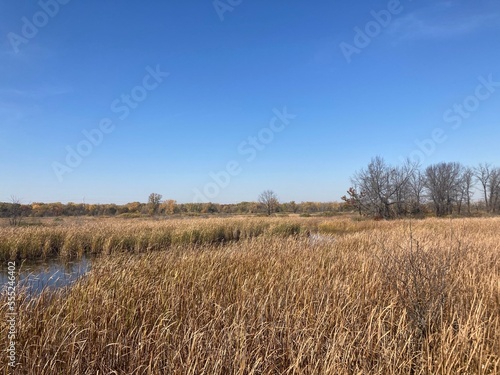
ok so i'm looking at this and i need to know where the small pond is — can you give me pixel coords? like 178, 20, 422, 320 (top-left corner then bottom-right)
1, 256, 92, 295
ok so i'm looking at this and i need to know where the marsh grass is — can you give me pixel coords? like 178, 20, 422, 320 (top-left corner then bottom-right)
1, 217, 499, 374
0, 217, 313, 261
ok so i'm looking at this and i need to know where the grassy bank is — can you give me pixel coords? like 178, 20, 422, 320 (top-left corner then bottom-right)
0, 217, 311, 261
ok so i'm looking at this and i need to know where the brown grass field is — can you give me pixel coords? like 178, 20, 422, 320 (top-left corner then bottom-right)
1, 216, 499, 374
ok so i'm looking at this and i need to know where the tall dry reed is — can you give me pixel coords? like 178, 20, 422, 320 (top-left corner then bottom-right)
0, 217, 499, 373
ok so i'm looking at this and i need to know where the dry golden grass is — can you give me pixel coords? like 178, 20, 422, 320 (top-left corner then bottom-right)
0, 217, 309, 261
1, 217, 499, 374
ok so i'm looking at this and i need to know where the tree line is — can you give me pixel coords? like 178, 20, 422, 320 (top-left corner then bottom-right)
342, 157, 500, 219
3, 158, 499, 224
0, 196, 342, 221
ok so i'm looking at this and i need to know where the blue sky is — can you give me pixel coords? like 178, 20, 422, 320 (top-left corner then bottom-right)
1, 0, 499, 204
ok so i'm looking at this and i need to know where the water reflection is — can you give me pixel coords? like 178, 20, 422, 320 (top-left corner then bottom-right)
0, 257, 92, 295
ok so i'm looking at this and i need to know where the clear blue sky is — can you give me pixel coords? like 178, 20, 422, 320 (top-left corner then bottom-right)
1, 0, 499, 204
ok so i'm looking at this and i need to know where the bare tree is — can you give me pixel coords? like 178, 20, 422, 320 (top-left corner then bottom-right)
341, 187, 366, 215
351, 157, 417, 219
460, 167, 475, 215
488, 168, 500, 213
391, 159, 420, 216
9, 196, 22, 226
474, 163, 492, 212
346, 158, 496, 217
147, 193, 162, 215
258, 190, 279, 216
474, 163, 500, 213
425, 162, 462, 217
407, 168, 426, 214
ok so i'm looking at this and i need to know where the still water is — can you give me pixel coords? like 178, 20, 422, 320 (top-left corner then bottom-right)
1, 256, 92, 295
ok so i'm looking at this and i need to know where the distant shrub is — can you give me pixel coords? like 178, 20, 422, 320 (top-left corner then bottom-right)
378, 233, 466, 340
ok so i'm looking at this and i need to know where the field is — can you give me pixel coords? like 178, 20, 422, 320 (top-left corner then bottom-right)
1, 216, 499, 374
